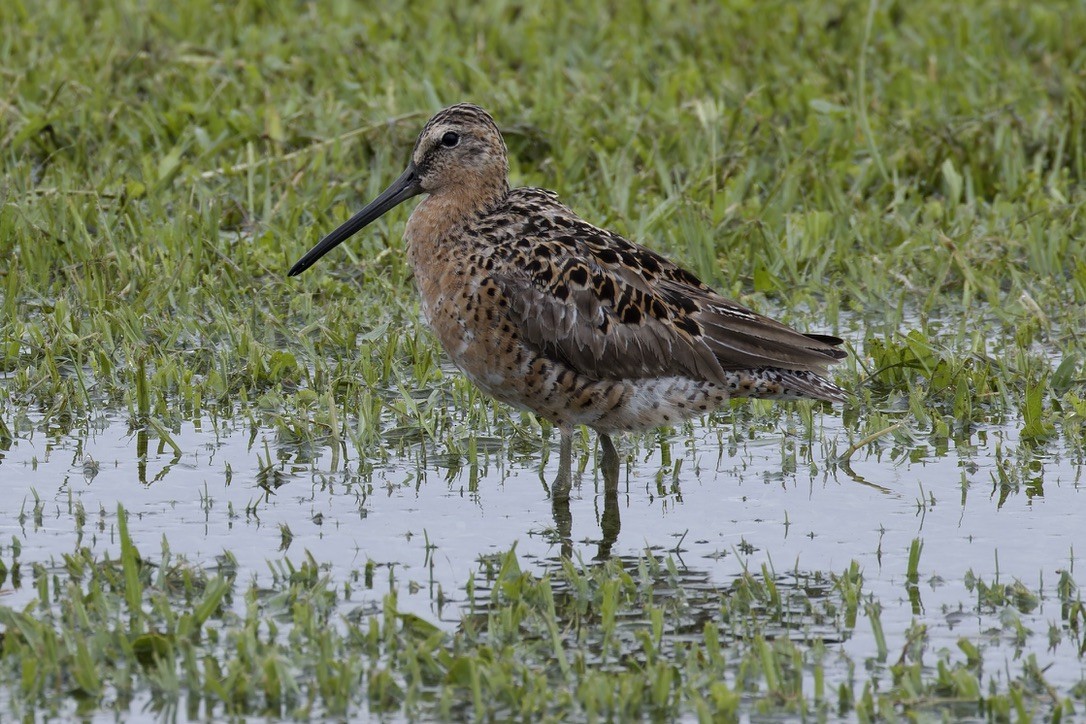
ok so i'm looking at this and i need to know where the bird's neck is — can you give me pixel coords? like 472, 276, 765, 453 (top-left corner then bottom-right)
404, 181, 508, 264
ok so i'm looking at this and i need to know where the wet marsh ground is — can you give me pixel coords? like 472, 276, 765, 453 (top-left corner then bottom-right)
2, 0, 1086, 719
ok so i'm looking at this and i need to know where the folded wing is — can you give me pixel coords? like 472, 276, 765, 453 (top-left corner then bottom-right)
492, 189, 845, 389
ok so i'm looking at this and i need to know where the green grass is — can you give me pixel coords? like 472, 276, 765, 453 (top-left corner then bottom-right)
2, 0, 1084, 435
2, 0, 1086, 719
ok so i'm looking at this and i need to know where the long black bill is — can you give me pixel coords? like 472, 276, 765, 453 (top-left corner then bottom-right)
288, 164, 422, 277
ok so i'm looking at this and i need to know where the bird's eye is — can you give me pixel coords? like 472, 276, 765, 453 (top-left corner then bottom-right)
440, 131, 460, 148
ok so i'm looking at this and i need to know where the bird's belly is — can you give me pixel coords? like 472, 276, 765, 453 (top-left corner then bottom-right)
422, 296, 732, 431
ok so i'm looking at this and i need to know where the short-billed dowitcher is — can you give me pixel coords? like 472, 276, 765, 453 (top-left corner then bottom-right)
290, 103, 846, 499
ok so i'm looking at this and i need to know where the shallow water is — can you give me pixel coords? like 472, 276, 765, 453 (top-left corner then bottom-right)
0, 404, 1083, 693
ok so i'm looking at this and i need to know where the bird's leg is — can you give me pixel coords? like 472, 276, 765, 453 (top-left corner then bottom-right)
551, 426, 573, 502
600, 433, 619, 493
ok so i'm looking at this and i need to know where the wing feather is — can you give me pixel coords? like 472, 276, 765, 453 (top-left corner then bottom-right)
488, 189, 844, 384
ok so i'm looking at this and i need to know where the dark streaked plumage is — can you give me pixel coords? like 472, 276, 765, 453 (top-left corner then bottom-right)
289, 103, 846, 496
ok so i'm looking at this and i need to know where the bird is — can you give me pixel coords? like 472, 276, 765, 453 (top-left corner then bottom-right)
289, 103, 847, 500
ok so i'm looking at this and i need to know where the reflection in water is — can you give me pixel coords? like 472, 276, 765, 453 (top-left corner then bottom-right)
597, 437, 621, 560
551, 436, 621, 560
467, 549, 852, 653
837, 457, 895, 495
135, 426, 182, 485
551, 494, 573, 558
137, 427, 147, 483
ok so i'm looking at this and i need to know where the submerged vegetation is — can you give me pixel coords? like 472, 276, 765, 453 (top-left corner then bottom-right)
1, 0, 1084, 719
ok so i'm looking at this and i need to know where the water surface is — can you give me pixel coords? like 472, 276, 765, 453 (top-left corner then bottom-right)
0, 404, 1083, 691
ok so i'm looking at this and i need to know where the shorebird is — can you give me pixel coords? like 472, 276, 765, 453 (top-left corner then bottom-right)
289, 103, 846, 500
